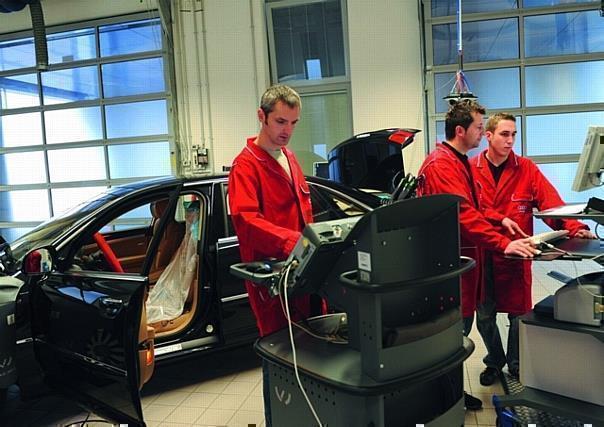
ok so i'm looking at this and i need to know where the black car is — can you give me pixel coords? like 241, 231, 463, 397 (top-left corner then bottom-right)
1, 175, 382, 425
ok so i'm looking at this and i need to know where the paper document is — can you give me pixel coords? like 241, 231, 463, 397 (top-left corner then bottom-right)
545, 203, 587, 215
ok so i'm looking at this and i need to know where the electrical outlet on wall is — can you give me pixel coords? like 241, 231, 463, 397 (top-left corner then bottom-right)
192, 145, 209, 168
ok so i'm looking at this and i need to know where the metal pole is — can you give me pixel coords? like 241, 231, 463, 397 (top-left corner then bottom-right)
457, 0, 463, 71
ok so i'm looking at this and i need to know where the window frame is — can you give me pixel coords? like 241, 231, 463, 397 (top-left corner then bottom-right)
265, 0, 350, 87
0, 11, 176, 242
423, 0, 604, 163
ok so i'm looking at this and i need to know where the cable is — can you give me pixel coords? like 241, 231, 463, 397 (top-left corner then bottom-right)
276, 267, 348, 344
281, 265, 324, 427
65, 412, 113, 427
542, 241, 572, 257
292, 320, 348, 345
595, 223, 603, 240
569, 254, 604, 299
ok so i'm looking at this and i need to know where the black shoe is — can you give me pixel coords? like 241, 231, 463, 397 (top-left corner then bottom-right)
479, 366, 500, 386
464, 392, 482, 411
508, 367, 519, 380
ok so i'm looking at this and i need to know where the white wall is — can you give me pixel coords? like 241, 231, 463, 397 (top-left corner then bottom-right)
170, 0, 268, 175
1, 0, 426, 175
201, 0, 269, 173
175, 0, 425, 174
347, 0, 425, 175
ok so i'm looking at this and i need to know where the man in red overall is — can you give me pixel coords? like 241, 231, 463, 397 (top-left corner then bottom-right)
470, 113, 595, 386
417, 99, 539, 410
228, 84, 313, 427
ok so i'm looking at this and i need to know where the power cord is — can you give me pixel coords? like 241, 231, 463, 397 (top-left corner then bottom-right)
281, 264, 324, 427
65, 412, 113, 427
541, 241, 573, 257
276, 264, 348, 344
569, 254, 604, 299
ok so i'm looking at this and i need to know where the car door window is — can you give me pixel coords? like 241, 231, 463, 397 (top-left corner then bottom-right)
103, 203, 153, 232
309, 184, 366, 221
70, 192, 205, 333
221, 182, 368, 236
72, 200, 159, 274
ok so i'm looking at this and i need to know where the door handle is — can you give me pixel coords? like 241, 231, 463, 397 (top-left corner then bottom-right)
99, 297, 123, 317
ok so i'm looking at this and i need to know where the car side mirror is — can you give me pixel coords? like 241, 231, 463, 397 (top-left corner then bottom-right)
22, 248, 54, 275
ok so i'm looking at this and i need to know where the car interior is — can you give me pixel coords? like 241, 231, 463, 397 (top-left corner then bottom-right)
72, 193, 204, 343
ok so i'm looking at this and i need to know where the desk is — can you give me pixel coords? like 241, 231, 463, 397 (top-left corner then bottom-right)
494, 311, 604, 426
535, 204, 604, 223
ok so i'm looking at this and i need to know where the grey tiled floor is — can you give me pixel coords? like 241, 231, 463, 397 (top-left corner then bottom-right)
2, 259, 600, 426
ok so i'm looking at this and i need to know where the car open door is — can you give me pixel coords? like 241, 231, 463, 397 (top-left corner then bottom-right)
27, 251, 154, 426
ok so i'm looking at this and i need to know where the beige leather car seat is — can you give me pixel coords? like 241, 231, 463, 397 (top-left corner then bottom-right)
148, 199, 185, 283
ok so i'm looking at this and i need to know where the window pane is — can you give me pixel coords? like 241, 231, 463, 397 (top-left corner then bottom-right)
272, 0, 345, 82
433, 18, 519, 65
0, 227, 32, 243
41, 66, 99, 105
526, 61, 604, 107
105, 100, 168, 138
108, 142, 171, 179
533, 161, 599, 234
538, 162, 603, 204
434, 68, 520, 113
0, 73, 39, 109
48, 146, 106, 182
106, 203, 152, 232
51, 186, 106, 216
436, 116, 522, 157
0, 189, 49, 221
47, 28, 96, 64
0, 112, 43, 148
526, 111, 604, 156
310, 185, 364, 222
524, 0, 598, 7
431, 0, 517, 17
288, 92, 351, 175
99, 19, 162, 57
525, 11, 604, 58
0, 151, 46, 185
44, 106, 102, 144
0, 38, 35, 71
102, 57, 165, 97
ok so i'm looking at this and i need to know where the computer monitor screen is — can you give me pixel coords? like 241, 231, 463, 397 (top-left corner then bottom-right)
572, 125, 604, 192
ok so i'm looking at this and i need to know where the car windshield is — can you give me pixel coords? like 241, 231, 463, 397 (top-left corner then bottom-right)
9, 188, 127, 262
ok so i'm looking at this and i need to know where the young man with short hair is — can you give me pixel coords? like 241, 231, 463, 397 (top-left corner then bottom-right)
417, 100, 539, 410
228, 84, 313, 426
470, 113, 594, 386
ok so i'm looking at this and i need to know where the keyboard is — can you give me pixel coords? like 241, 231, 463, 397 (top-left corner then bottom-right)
528, 230, 570, 245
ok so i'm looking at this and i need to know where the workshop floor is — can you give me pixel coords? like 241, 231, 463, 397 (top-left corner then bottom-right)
2, 259, 600, 427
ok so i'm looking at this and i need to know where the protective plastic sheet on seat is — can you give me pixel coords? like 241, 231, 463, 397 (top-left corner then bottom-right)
146, 207, 199, 323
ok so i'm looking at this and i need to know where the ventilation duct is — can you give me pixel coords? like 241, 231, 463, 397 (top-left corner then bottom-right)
0, 0, 48, 70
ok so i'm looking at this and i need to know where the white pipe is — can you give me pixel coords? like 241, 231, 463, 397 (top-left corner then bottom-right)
191, 0, 207, 149
193, 0, 214, 173
249, 0, 260, 104
173, 0, 193, 170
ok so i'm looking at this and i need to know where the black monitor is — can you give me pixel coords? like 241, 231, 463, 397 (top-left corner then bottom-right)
286, 215, 360, 295
287, 194, 463, 295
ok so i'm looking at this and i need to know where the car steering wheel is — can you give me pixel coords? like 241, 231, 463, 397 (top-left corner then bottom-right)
93, 232, 124, 273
